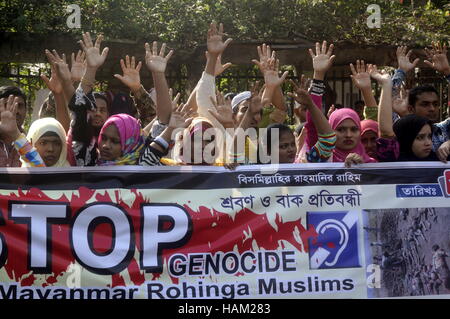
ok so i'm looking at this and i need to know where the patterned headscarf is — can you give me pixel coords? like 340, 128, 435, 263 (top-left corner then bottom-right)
97, 114, 144, 166
329, 108, 377, 163
25, 117, 70, 167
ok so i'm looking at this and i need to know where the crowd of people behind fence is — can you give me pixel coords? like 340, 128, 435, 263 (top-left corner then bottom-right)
368, 208, 450, 296
0, 22, 450, 169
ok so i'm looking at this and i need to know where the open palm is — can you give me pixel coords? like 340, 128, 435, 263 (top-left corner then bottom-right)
368, 64, 391, 85
0, 97, 19, 140
114, 55, 142, 92
310, 41, 335, 74
208, 92, 234, 128
207, 22, 232, 55
289, 75, 313, 107
85, 47, 106, 68
145, 42, 173, 73
71, 50, 86, 82
79, 33, 109, 69
424, 42, 450, 74
41, 66, 63, 94
350, 60, 372, 90
396, 46, 419, 73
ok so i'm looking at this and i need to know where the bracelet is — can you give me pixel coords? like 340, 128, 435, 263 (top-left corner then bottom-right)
154, 136, 169, 150
310, 79, 325, 96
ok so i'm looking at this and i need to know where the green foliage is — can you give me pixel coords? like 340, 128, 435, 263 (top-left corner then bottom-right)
1, 0, 448, 113
1, 0, 448, 50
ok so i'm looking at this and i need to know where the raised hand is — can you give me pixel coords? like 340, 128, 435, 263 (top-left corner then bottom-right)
41, 66, 63, 94
424, 42, 450, 76
54, 60, 72, 85
44, 49, 72, 84
44, 49, 64, 65
392, 85, 410, 117
169, 88, 181, 111
248, 81, 266, 115
208, 91, 234, 128
168, 104, 195, 129
252, 43, 274, 74
207, 22, 233, 55
145, 41, 173, 74
78, 32, 109, 69
114, 55, 142, 92
288, 75, 314, 107
367, 64, 391, 85
263, 57, 289, 88
0, 95, 20, 142
70, 50, 86, 82
205, 52, 232, 76
180, 100, 199, 119
309, 41, 335, 80
42, 50, 64, 94
396, 46, 419, 73
350, 60, 372, 90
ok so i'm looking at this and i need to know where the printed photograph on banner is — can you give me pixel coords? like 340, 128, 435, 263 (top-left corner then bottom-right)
363, 208, 450, 298
307, 210, 361, 270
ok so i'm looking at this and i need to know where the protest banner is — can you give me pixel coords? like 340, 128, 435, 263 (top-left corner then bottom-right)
0, 162, 449, 299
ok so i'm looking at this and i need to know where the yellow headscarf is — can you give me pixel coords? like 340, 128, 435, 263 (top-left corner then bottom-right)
24, 118, 70, 167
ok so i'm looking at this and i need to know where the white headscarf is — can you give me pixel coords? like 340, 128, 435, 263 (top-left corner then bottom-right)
24, 118, 70, 167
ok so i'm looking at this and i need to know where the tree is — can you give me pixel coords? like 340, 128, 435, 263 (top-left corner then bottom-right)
1, 0, 448, 50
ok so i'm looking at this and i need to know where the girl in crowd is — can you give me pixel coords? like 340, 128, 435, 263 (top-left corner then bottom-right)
361, 120, 378, 160
264, 74, 336, 164
67, 91, 111, 166
264, 123, 297, 163
97, 113, 145, 165
360, 119, 379, 160
393, 114, 438, 161
329, 108, 377, 166
160, 117, 220, 166
23, 117, 70, 167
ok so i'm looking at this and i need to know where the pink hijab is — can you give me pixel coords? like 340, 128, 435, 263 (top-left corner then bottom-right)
329, 108, 377, 163
360, 119, 379, 137
97, 114, 144, 165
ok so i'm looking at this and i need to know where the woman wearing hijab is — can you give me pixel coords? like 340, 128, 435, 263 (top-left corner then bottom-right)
162, 117, 225, 166
393, 114, 438, 161
360, 119, 379, 160
11, 117, 71, 168
97, 113, 145, 166
328, 108, 377, 166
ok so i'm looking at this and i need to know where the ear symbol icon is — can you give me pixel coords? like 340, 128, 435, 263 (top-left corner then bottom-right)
315, 219, 349, 267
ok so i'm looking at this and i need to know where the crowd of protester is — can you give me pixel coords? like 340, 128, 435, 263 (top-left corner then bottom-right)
0, 22, 450, 169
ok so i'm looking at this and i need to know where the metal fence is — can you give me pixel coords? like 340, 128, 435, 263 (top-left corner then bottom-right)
1, 62, 449, 126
